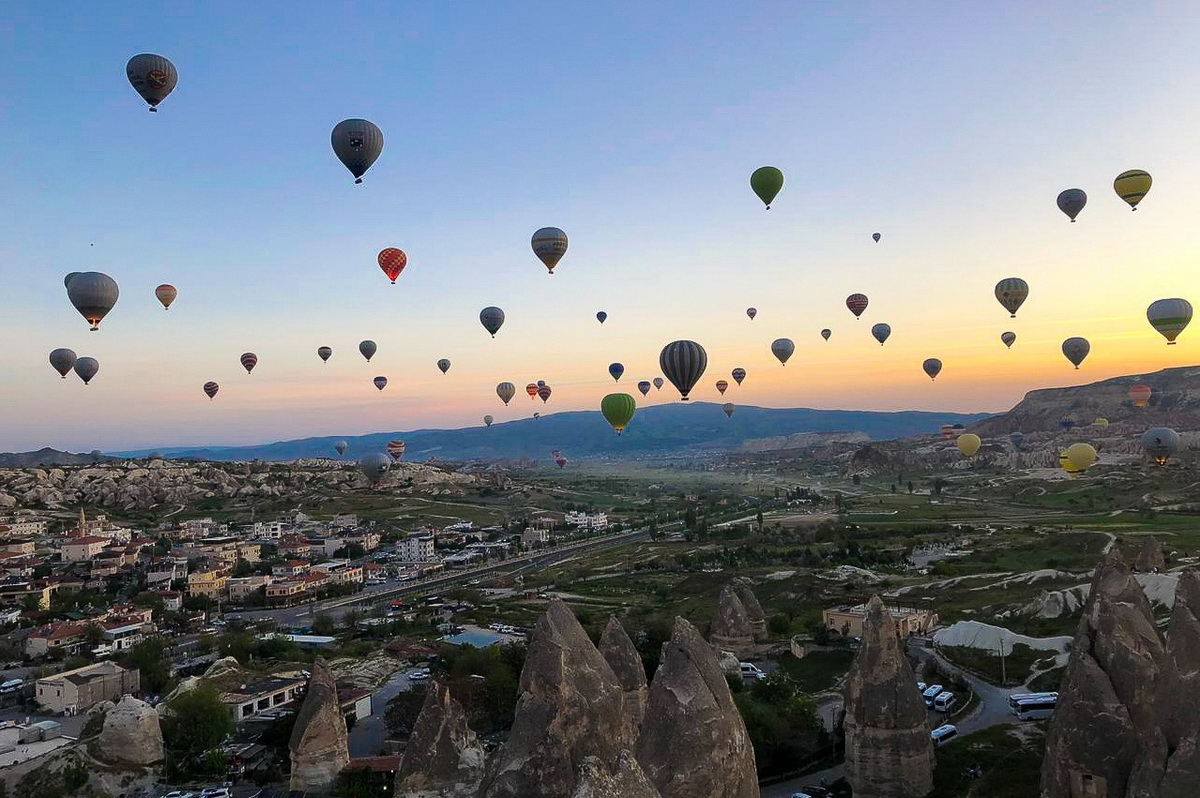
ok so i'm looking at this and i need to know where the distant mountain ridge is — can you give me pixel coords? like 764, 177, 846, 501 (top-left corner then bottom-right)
106, 403, 993, 463
0, 447, 116, 468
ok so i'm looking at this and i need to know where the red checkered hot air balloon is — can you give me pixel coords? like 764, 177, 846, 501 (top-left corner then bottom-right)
378, 248, 407, 283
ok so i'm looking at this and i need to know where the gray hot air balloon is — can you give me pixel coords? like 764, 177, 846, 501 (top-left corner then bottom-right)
1010, 431, 1024, 450
531, 227, 568, 274
483, 414, 494, 427
771, 338, 795, 365
64, 272, 81, 289
652, 377, 664, 390
480, 306, 505, 337
1061, 337, 1090, 369
922, 358, 942, 381
723, 402, 735, 418
66, 271, 119, 330
820, 328, 832, 341
331, 119, 383, 184
49, 348, 77, 379
1056, 188, 1087, 222
659, 340, 707, 401
318, 346, 332, 363
358, 452, 392, 482
437, 358, 451, 374
1142, 427, 1182, 465
359, 340, 377, 361
496, 382, 516, 405
74, 356, 99, 385
871, 323, 891, 345
1001, 331, 1017, 348
334, 440, 348, 456
126, 54, 178, 111
637, 380, 651, 396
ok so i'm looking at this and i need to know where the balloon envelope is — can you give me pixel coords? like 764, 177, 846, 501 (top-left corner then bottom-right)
126, 53, 177, 110
871, 323, 891, 345
1142, 427, 1182, 465
1146, 298, 1192, 344
74, 357, 99, 385
331, 119, 383, 183
723, 402, 735, 418
750, 166, 784, 208
386, 440, 406, 461
1130, 384, 1153, 407
359, 340, 377, 361
596, 311, 607, 324
659, 340, 707, 401
480, 306, 505, 337
67, 272, 119, 330
771, 338, 795, 365
746, 307, 757, 320
1056, 188, 1087, 221
1114, 169, 1152, 210
537, 386, 552, 403
601, 393, 637, 435
373, 376, 388, 391
203, 381, 219, 399
731, 368, 746, 386
652, 377, 664, 390
526, 383, 538, 399
1062, 337, 1090, 369
377, 248, 407, 283
359, 453, 391, 481
1001, 331, 1016, 348
437, 359, 451, 374
957, 433, 981, 458
1065, 442, 1098, 473
334, 441, 348, 456
923, 358, 943, 380
483, 415, 494, 427
531, 227, 568, 273
716, 379, 729, 395
873, 232, 881, 242
155, 284, 177, 309
496, 382, 516, 405
608, 363, 625, 382
1010, 431, 1024, 449
846, 294, 868, 318
637, 380, 651, 396
49, 348, 77, 378
820, 328, 832, 341
318, 347, 332, 363
240, 352, 258, 374
994, 278, 1029, 318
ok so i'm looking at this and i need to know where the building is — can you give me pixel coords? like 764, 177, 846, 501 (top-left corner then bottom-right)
395, 534, 435, 562
221, 675, 307, 720
101, 619, 150, 652
187, 569, 230, 599
312, 560, 363, 584
522, 527, 550, 546
227, 575, 273, 601
265, 580, 308, 606
464, 541, 512, 560
273, 560, 311, 578
564, 511, 609, 531
822, 603, 939, 639
61, 536, 112, 562
25, 623, 88, 658
0, 515, 48, 537
35, 661, 141, 715
0, 538, 36, 555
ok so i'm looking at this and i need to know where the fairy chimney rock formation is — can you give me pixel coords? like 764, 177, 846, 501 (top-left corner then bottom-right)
481, 597, 634, 798
289, 659, 350, 794
709, 585, 754, 655
600, 616, 649, 729
571, 751, 663, 798
95, 695, 164, 767
395, 680, 485, 797
1135, 536, 1166, 573
842, 595, 934, 798
731, 578, 767, 639
1040, 551, 1170, 798
635, 616, 759, 798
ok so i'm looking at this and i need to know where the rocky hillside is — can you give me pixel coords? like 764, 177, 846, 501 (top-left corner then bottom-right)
0, 448, 117, 467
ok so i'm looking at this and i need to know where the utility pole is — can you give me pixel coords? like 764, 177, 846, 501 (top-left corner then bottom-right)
999, 643, 1007, 685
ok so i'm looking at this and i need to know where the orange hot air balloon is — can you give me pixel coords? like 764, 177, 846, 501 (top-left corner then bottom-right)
154, 284, 177, 310
378, 248, 407, 283
526, 383, 538, 400
1130, 384, 1152, 407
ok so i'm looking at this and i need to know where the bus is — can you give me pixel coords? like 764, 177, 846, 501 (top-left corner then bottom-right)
1007, 692, 1058, 712
1013, 696, 1057, 721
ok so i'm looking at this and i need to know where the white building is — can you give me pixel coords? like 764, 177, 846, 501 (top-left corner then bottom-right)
564, 511, 609, 531
252, 521, 287, 539
522, 528, 550, 546
396, 534, 435, 562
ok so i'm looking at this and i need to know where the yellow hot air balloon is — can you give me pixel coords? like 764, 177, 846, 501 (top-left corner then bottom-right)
1092, 417, 1109, 429
1059, 451, 1081, 479
956, 433, 981, 458
1114, 169, 1152, 210
1065, 442, 1098, 475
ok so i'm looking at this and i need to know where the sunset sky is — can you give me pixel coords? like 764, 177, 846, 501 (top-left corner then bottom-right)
4, 1, 1200, 452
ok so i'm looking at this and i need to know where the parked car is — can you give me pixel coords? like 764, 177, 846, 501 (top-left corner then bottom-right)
159, 791, 195, 798
199, 787, 232, 798
739, 662, 767, 681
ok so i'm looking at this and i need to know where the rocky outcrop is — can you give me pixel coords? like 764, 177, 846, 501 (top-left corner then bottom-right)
1166, 569, 1200, 743
599, 616, 648, 729
571, 751, 662, 798
1040, 552, 1171, 798
842, 595, 933, 798
289, 659, 349, 794
731, 578, 766, 640
94, 695, 163, 767
635, 617, 758, 798
396, 680, 484, 797
1134, 537, 1166, 573
708, 586, 754, 656
481, 598, 634, 798
717, 649, 742, 678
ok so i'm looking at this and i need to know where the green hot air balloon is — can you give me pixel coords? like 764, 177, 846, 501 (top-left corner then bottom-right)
750, 166, 784, 209
601, 393, 637, 435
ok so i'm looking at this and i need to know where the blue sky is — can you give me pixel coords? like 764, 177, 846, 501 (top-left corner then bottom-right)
3, 2, 1200, 451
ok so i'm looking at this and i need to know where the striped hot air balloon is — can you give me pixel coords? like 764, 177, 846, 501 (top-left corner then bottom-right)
846, 294, 868, 319
386, 440, 406, 461
1146, 298, 1192, 345
526, 383, 538, 400
240, 352, 258, 374
1130, 384, 1152, 407
659, 340, 707, 401
1001, 331, 1016, 348
537, 385, 552, 403
531, 228, 568, 274
496, 382, 516, 405
716, 380, 729, 395
1114, 169, 1152, 210
203, 381, 219, 400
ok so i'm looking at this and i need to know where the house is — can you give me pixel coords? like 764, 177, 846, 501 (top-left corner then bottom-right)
272, 560, 310, 578
265, 580, 308, 606
25, 623, 89, 658
822, 603, 939, 639
221, 675, 307, 720
36, 661, 140, 715
147, 589, 183, 612
100, 619, 150, 652
0, 538, 36, 555
61, 536, 112, 562
187, 569, 229, 599
311, 560, 363, 584
338, 687, 373, 724
227, 575, 273, 601
395, 534, 435, 562
522, 528, 550, 546
564, 511, 608, 531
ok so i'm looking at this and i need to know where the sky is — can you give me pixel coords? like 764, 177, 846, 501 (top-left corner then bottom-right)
4, 1, 1200, 452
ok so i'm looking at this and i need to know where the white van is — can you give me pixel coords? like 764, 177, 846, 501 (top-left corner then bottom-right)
740, 662, 767, 681
1007, 691, 1058, 712
0, 679, 23, 694
1013, 695, 1057, 721
930, 724, 959, 746
934, 692, 957, 713
922, 684, 944, 707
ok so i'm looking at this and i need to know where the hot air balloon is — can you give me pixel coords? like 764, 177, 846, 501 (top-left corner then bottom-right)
771, 338, 795, 365
496, 382, 516, 405
957, 433, 981, 458
359, 453, 391, 482
377, 248, 407, 283
49, 348, 76, 379
537, 380, 546, 388
155, 284, 177, 309
596, 311, 607, 324
750, 166, 784, 209
526, 383, 538, 400
531, 228, 568, 274
1010, 431, 1024, 449
334, 441, 348, 456
358, 340, 377, 361
533, 412, 541, 420
1093, 417, 1110, 429
608, 363, 625, 382
660, 340, 707, 400
480, 306, 505, 337
386, 440, 406, 461
821, 328, 832, 341
952, 424, 965, 434
994, 278, 1029, 318
437, 359, 451, 374
940, 424, 955, 439
871, 323, 891, 345
126, 54, 177, 111
637, 380, 651, 396
1065, 443, 1097, 474
66, 272, 119, 331
1142, 427, 1182, 465
1058, 451, 1081, 479
1147, 298, 1192, 344
1059, 419, 1077, 432
203, 381, 219, 400
64, 273, 81, 289
318, 346, 332, 363
746, 307, 757, 320
601, 393, 636, 435
1056, 188, 1087, 222
731, 368, 746, 386
1130, 384, 1152, 407
1062, 337, 1090, 369
373, 376, 388, 391
846, 294, 868, 319
483, 415, 494, 427
555, 456, 568, 468
715, 380, 729, 395
240, 352, 258, 374
331, 119, 383, 184
1001, 331, 1017, 348
923, 358, 943, 381
74, 357, 99, 385
538, 385, 552, 403
723, 403, 735, 418
873, 232, 881, 243
653, 377, 664, 390
1114, 169, 1151, 210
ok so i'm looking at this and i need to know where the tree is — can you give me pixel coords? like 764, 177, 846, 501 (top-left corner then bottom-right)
231, 558, 254, 578
123, 636, 172, 694
756, 509, 764, 529
161, 683, 234, 774
83, 622, 105, 648
311, 613, 336, 636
